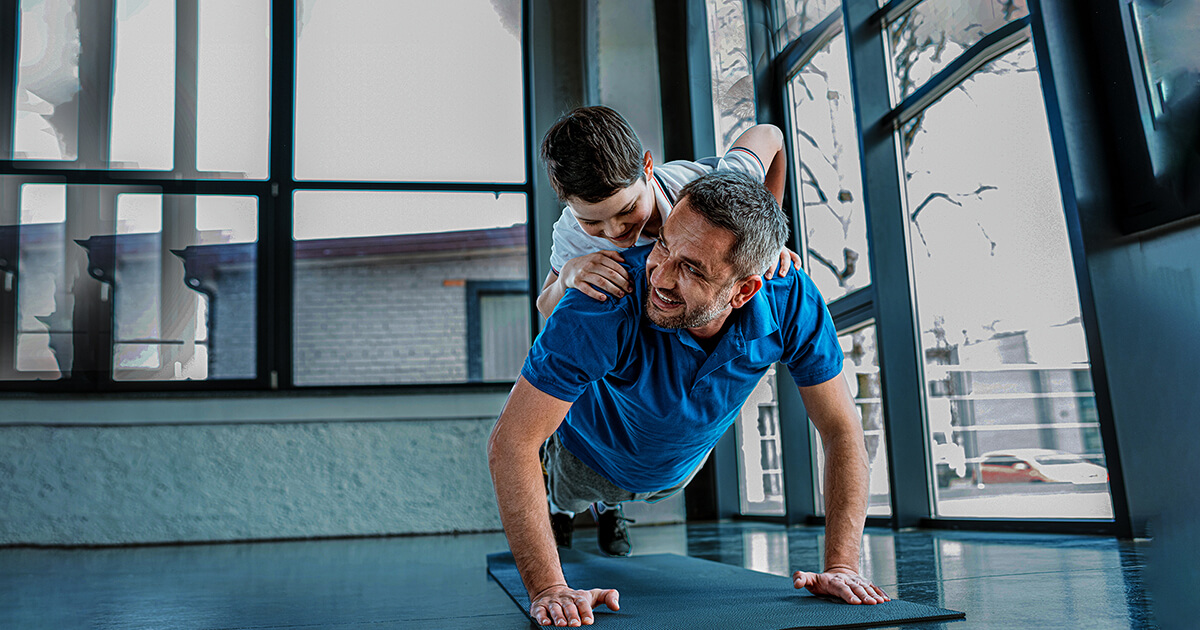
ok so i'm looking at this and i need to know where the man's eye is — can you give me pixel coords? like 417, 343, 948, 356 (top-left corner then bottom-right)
685, 265, 700, 276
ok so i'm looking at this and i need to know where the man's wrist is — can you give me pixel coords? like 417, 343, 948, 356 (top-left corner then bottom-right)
531, 582, 569, 600
824, 563, 859, 574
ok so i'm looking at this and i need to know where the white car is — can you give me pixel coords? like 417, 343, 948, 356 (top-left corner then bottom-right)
977, 448, 1108, 485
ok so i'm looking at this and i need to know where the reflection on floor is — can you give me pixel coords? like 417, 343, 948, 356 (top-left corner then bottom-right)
0, 521, 1155, 629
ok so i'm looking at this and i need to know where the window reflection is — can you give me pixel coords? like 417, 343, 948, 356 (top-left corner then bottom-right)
788, 30, 871, 302
3, 182, 258, 381
887, 0, 1029, 103
736, 366, 786, 515
774, 0, 841, 52
815, 324, 892, 517
705, 0, 757, 152
13, 0, 80, 161
898, 43, 1112, 519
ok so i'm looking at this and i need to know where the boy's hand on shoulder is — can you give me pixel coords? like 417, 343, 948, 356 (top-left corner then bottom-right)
560, 251, 635, 302
764, 247, 802, 280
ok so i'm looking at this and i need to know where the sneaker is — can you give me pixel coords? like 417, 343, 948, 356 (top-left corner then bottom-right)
550, 511, 574, 548
592, 504, 635, 557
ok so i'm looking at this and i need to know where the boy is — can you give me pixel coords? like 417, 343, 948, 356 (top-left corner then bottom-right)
537, 105, 797, 318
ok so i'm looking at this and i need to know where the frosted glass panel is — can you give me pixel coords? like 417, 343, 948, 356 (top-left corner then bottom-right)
294, 0, 525, 182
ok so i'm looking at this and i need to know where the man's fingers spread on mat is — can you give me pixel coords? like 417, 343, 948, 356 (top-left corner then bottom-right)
548, 601, 566, 626
849, 582, 877, 605
562, 601, 582, 627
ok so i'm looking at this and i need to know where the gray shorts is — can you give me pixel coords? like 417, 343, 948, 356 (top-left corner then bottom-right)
542, 432, 707, 514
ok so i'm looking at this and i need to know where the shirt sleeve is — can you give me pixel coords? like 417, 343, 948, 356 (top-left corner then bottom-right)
548, 207, 587, 274
716, 146, 767, 182
776, 272, 845, 387
520, 289, 634, 402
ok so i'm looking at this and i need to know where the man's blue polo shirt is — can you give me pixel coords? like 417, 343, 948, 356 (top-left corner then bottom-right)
521, 245, 843, 493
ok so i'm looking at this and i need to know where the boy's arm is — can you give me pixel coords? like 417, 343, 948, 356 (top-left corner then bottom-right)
536, 253, 634, 319
729, 124, 786, 205
729, 124, 798, 278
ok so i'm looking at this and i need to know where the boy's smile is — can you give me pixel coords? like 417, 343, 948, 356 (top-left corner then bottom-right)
567, 152, 660, 248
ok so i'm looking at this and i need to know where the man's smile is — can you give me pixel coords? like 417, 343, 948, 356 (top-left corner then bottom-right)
650, 287, 683, 309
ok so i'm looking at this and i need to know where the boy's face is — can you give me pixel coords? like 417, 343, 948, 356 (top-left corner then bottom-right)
566, 152, 656, 249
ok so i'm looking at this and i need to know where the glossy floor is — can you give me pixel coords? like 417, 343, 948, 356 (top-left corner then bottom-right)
0, 521, 1156, 629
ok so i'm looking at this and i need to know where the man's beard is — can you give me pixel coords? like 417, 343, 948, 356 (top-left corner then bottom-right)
643, 279, 731, 329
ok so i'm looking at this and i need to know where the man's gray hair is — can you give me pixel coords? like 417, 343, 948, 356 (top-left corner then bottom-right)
677, 170, 789, 278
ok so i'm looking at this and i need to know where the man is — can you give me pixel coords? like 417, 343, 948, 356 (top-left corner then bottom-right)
488, 171, 888, 627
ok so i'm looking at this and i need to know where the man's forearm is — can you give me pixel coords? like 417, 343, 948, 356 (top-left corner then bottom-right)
488, 441, 567, 598
821, 433, 870, 571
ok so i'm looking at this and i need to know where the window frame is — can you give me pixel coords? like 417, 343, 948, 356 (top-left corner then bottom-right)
0, 0, 538, 394
740, 0, 1129, 535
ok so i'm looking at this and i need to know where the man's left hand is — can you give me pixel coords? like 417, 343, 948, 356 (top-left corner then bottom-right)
792, 567, 890, 605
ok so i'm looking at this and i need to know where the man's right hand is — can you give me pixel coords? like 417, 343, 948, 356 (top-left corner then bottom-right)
559, 251, 633, 303
530, 584, 620, 627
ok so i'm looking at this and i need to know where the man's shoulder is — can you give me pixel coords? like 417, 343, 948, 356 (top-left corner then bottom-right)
756, 267, 826, 318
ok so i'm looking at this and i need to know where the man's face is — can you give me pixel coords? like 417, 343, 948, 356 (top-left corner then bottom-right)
644, 201, 742, 331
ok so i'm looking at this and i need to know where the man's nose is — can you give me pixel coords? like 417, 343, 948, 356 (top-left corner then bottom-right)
650, 259, 676, 288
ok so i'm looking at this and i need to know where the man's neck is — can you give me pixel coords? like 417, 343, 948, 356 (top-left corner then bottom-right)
687, 308, 734, 353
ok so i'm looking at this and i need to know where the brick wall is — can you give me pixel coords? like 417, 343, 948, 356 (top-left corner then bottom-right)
292, 248, 527, 386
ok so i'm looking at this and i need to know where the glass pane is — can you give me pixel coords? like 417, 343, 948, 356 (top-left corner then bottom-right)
196, 0, 271, 178
774, 0, 841, 51
736, 367, 785, 515
111, 194, 257, 380
109, 0, 176, 170
705, 0, 757, 153
294, 0, 525, 182
788, 30, 872, 301
814, 324, 892, 517
3, 182, 258, 381
887, 0, 1029, 103
293, 191, 529, 386
13, 0, 80, 161
898, 43, 1113, 519
12, 185, 67, 374
479, 293, 529, 381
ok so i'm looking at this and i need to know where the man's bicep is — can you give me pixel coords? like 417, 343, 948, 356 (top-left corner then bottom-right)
491, 376, 575, 451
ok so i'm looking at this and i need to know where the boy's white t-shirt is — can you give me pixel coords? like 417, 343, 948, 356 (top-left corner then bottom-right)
548, 147, 767, 274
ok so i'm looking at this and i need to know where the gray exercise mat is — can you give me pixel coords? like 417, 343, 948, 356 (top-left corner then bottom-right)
487, 549, 965, 629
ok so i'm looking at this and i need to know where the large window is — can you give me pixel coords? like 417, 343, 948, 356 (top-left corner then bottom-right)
894, 37, 1111, 519
749, 0, 1117, 528
0, 1, 532, 391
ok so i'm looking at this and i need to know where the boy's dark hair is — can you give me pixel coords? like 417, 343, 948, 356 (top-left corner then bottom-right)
540, 106, 645, 203
678, 171, 789, 278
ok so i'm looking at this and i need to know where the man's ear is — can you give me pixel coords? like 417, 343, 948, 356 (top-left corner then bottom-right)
729, 275, 763, 309
643, 151, 654, 179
